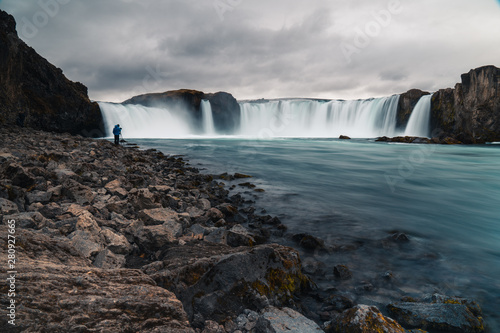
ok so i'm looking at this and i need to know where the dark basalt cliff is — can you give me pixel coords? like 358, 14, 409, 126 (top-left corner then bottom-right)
124, 89, 241, 134
0, 10, 103, 137
430, 65, 500, 143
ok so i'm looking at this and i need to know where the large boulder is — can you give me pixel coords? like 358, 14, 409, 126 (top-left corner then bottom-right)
430, 65, 500, 143
324, 305, 407, 333
387, 294, 484, 333
0, 10, 103, 137
148, 242, 312, 323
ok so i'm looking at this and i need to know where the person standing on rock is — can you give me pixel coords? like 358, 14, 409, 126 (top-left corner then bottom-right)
113, 124, 122, 145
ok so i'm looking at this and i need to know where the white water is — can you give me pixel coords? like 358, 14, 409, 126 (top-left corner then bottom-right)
98, 94, 423, 139
239, 95, 401, 138
99, 102, 195, 138
404, 94, 432, 137
201, 100, 216, 135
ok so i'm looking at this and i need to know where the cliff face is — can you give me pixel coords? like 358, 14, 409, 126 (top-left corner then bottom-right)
0, 10, 103, 137
430, 66, 500, 143
124, 89, 241, 134
396, 89, 430, 129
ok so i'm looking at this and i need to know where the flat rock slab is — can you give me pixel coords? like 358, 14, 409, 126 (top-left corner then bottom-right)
388, 301, 484, 333
261, 307, 324, 333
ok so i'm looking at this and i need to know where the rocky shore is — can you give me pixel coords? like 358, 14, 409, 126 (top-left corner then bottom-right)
0, 126, 487, 333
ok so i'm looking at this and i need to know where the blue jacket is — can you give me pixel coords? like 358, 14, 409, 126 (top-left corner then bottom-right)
113, 125, 121, 135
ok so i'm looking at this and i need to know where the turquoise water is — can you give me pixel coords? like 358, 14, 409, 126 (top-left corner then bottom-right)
134, 138, 500, 331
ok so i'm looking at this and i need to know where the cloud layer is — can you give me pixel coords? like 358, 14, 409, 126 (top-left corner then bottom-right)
1, 0, 499, 102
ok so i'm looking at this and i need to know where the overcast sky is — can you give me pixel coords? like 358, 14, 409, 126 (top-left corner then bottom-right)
1, 0, 499, 102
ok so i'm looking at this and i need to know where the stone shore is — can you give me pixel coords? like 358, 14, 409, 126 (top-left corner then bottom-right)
0, 127, 485, 333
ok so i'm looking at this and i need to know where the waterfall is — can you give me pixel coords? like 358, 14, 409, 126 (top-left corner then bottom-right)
99, 102, 195, 138
98, 94, 405, 139
201, 100, 216, 135
404, 95, 432, 137
238, 95, 401, 138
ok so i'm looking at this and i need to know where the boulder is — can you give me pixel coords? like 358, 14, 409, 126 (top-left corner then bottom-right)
333, 265, 353, 280
68, 230, 103, 259
134, 224, 178, 250
387, 294, 484, 333
92, 248, 126, 269
324, 305, 406, 333
2, 212, 46, 229
128, 188, 161, 210
100, 228, 132, 255
139, 207, 180, 225
258, 306, 324, 333
26, 190, 52, 205
150, 242, 312, 323
104, 179, 128, 199
0, 198, 19, 215
62, 180, 96, 205
2, 163, 35, 188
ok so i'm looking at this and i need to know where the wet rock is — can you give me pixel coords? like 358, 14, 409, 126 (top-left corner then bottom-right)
333, 265, 353, 280
234, 173, 252, 179
258, 307, 324, 332
339, 135, 351, 140
324, 304, 406, 333
387, 294, 484, 333
216, 203, 238, 217
323, 294, 355, 312
227, 224, 255, 247
206, 207, 225, 222
150, 242, 312, 323
302, 257, 327, 276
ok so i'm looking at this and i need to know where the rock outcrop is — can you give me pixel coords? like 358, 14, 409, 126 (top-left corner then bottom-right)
430, 65, 500, 143
0, 10, 103, 137
123, 89, 241, 133
397, 89, 431, 129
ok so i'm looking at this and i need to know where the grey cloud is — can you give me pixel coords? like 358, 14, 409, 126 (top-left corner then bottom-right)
1, 0, 499, 102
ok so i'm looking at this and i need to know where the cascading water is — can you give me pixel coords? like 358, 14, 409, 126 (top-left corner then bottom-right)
201, 100, 216, 135
98, 94, 415, 138
238, 95, 401, 138
404, 94, 432, 137
99, 102, 195, 138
